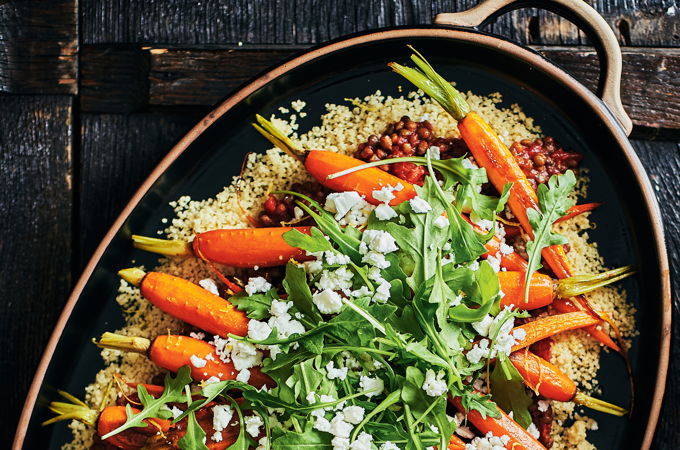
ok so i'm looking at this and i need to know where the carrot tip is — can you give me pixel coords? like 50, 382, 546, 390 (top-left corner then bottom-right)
131, 235, 192, 258
95, 332, 150, 355
117, 268, 146, 287
42, 391, 98, 426
574, 392, 628, 416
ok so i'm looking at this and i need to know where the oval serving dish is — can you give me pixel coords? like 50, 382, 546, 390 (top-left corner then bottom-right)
14, 0, 670, 448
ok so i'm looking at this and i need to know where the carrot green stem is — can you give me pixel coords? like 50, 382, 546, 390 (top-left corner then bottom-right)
95, 332, 150, 354
42, 391, 98, 426
574, 392, 628, 416
252, 114, 306, 163
131, 235, 192, 257
388, 46, 470, 121
118, 268, 147, 287
555, 265, 635, 299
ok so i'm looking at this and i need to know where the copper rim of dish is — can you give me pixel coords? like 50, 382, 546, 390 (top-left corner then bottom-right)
13, 27, 671, 450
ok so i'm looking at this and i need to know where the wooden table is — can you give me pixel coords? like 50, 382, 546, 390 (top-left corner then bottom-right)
1, 1, 678, 447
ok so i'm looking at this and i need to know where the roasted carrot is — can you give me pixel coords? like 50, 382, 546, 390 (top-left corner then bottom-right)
511, 312, 600, 353
390, 50, 621, 352
118, 268, 249, 337
253, 115, 417, 205
132, 226, 312, 268
448, 434, 466, 449
449, 395, 545, 449
509, 349, 627, 415
95, 332, 274, 389
499, 266, 635, 310
98, 405, 171, 449
555, 202, 601, 223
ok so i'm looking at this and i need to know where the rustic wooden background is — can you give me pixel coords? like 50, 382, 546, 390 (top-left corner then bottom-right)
1, 0, 678, 447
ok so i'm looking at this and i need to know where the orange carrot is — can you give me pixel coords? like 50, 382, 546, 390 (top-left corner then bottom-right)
96, 332, 274, 389
555, 202, 601, 223
305, 150, 417, 205
499, 272, 553, 310
132, 226, 312, 269
448, 434, 466, 449
509, 349, 575, 402
390, 51, 620, 352
511, 312, 599, 353
118, 268, 249, 338
509, 349, 628, 415
499, 266, 634, 310
449, 396, 545, 449
97, 405, 171, 449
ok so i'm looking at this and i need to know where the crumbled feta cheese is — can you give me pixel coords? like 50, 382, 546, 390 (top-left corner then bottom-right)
362, 250, 391, 269
456, 424, 476, 439
314, 416, 332, 433
375, 203, 398, 220
325, 250, 352, 265
486, 253, 502, 272
342, 405, 365, 424
513, 328, 527, 341
465, 431, 510, 450
330, 413, 353, 438
409, 195, 432, 213
325, 191, 365, 220
255, 436, 269, 450
428, 146, 441, 160
332, 436, 351, 450
350, 432, 374, 450
190, 354, 207, 368
462, 158, 478, 169
434, 215, 449, 228
359, 375, 384, 397
473, 217, 494, 232
362, 230, 398, 253
527, 423, 540, 439
430, 425, 439, 433
236, 368, 251, 383
350, 285, 371, 298
422, 369, 448, 397
170, 406, 183, 419
472, 315, 494, 337
466, 339, 490, 364
212, 431, 223, 442
270, 299, 292, 316
231, 340, 263, 370
537, 399, 550, 412
245, 276, 272, 296
326, 361, 349, 380
313, 289, 344, 314
248, 320, 273, 341
306, 391, 317, 404
204, 376, 221, 384
316, 266, 354, 291
189, 331, 206, 340
372, 280, 391, 303
380, 443, 400, 450
212, 404, 233, 432
450, 292, 463, 306
372, 186, 397, 203
245, 414, 264, 437
294, 206, 304, 220
199, 278, 220, 295
468, 260, 480, 271
500, 241, 514, 255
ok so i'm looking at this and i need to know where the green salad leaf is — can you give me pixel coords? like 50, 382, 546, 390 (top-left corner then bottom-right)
489, 353, 534, 429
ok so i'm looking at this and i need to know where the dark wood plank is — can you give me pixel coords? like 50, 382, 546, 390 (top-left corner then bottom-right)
78, 46, 679, 131
78, 111, 204, 266
632, 139, 680, 450
80, 46, 149, 113
0, 95, 73, 447
81, 0, 679, 46
0, 0, 77, 94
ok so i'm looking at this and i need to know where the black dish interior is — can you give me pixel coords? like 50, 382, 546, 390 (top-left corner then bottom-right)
20, 30, 664, 449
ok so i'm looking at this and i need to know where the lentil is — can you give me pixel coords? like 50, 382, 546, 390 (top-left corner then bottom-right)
510, 137, 582, 190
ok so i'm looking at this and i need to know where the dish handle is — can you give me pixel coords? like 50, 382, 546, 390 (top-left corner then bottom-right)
435, 0, 633, 136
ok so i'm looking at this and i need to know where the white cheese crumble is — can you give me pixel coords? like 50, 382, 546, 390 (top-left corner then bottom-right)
199, 278, 220, 295
362, 230, 398, 253
342, 405, 365, 424
527, 422, 540, 440
190, 354, 207, 368
409, 195, 432, 213
422, 369, 448, 397
326, 361, 349, 380
359, 375, 384, 397
325, 191, 375, 227
380, 442, 400, 450
375, 203, 398, 220
537, 399, 550, 412
313, 289, 344, 314
236, 368, 251, 383
245, 414, 264, 437
434, 215, 449, 228
248, 320, 273, 341
244, 276, 272, 296
316, 266, 354, 292
465, 431, 510, 450
212, 404, 233, 432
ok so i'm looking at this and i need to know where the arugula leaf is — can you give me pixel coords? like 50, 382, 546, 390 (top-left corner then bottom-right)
231, 289, 277, 320
282, 226, 333, 254
459, 390, 501, 419
272, 423, 333, 448
449, 261, 499, 322
283, 262, 322, 324
523, 170, 577, 302
489, 354, 533, 428
226, 396, 256, 450
178, 407, 209, 450
101, 366, 192, 440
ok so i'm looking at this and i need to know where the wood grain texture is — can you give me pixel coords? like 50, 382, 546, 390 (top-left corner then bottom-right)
632, 139, 680, 450
0, 0, 78, 94
0, 95, 73, 447
79, 46, 680, 130
81, 0, 680, 46
78, 112, 203, 266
